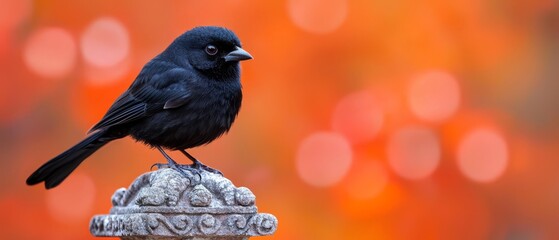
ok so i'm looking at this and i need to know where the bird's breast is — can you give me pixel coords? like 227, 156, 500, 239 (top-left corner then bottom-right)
130, 88, 242, 150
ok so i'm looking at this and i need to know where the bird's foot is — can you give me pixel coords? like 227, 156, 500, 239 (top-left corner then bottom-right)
179, 149, 223, 176
188, 160, 223, 176
151, 161, 202, 182
170, 161, 223, 184
155, 146, 201, 182
152, 160, 222, 176
150, 162, 169, 170
154, 147, 223, 183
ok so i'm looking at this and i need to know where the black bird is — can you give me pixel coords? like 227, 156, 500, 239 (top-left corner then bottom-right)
26, 26, 252, 189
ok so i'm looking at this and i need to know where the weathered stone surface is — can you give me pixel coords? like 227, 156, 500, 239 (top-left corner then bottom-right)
90, 168, 277, 239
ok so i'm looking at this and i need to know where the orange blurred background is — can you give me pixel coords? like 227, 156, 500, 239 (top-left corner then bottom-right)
2, 0, 559, 239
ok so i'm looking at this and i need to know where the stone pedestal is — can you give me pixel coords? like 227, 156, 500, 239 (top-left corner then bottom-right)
90, 168, 277, 239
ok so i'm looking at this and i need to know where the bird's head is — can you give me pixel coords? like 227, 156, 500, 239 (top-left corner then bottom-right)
168, 26, 252, 78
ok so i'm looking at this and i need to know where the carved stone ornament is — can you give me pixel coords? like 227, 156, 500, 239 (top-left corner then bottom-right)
90, 168, 277, 240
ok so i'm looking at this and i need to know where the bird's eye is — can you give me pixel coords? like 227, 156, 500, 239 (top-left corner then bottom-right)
205, 45, 218, 56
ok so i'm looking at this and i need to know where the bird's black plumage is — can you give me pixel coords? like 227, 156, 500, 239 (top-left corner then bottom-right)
26, 26, 252, 189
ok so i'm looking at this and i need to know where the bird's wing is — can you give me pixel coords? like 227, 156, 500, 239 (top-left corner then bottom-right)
131, 67, 193, 109
87, 93, 146, 133
88, 66, 192, 133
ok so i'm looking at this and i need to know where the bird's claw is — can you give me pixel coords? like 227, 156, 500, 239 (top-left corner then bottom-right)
196, 163, 223, 176
175, 164, 203, 182
154, 162, 201, 182
172, 162, 222, 183
150, 162, 168, 170
153, 147, 223, 183
150, 161, 222, 177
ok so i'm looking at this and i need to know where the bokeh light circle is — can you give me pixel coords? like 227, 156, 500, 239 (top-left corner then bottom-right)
387, 126, 441, 180
345, 160, 388, 200
46, 173, 96, 222
331, 91, 384, 144
457, 128, 508, 183
296, 132, 353, 187
81, 17, 130, 68
287, 0, 348, 34
23, 27, 77, 79
408, 71, 461, 122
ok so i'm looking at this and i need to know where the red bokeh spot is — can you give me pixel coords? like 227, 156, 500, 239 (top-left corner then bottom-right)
387, 125, 441, 180
408, 70, 461, 123
296, 132, 353, 187
81, 17, 130, 68
331, 90, 384, 144
23, 27, 77, 79
288, 0, 348, 34
457, 128, 508, 183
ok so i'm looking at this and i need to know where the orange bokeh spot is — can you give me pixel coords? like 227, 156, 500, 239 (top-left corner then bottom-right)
331, 90, 384, 144
81, 17, 130, 68
296, 132, 353, 187
287, 0, 348, 34
408, 70, 461, 123
387, 125, 441, 180
23, 27, 77, 79
457, 128, 508, 183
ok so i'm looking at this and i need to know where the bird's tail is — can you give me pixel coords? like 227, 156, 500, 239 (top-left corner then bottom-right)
26, 129, 115, 189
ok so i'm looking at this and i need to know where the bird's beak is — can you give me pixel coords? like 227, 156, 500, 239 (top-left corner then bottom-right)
224, 46, 253, 62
